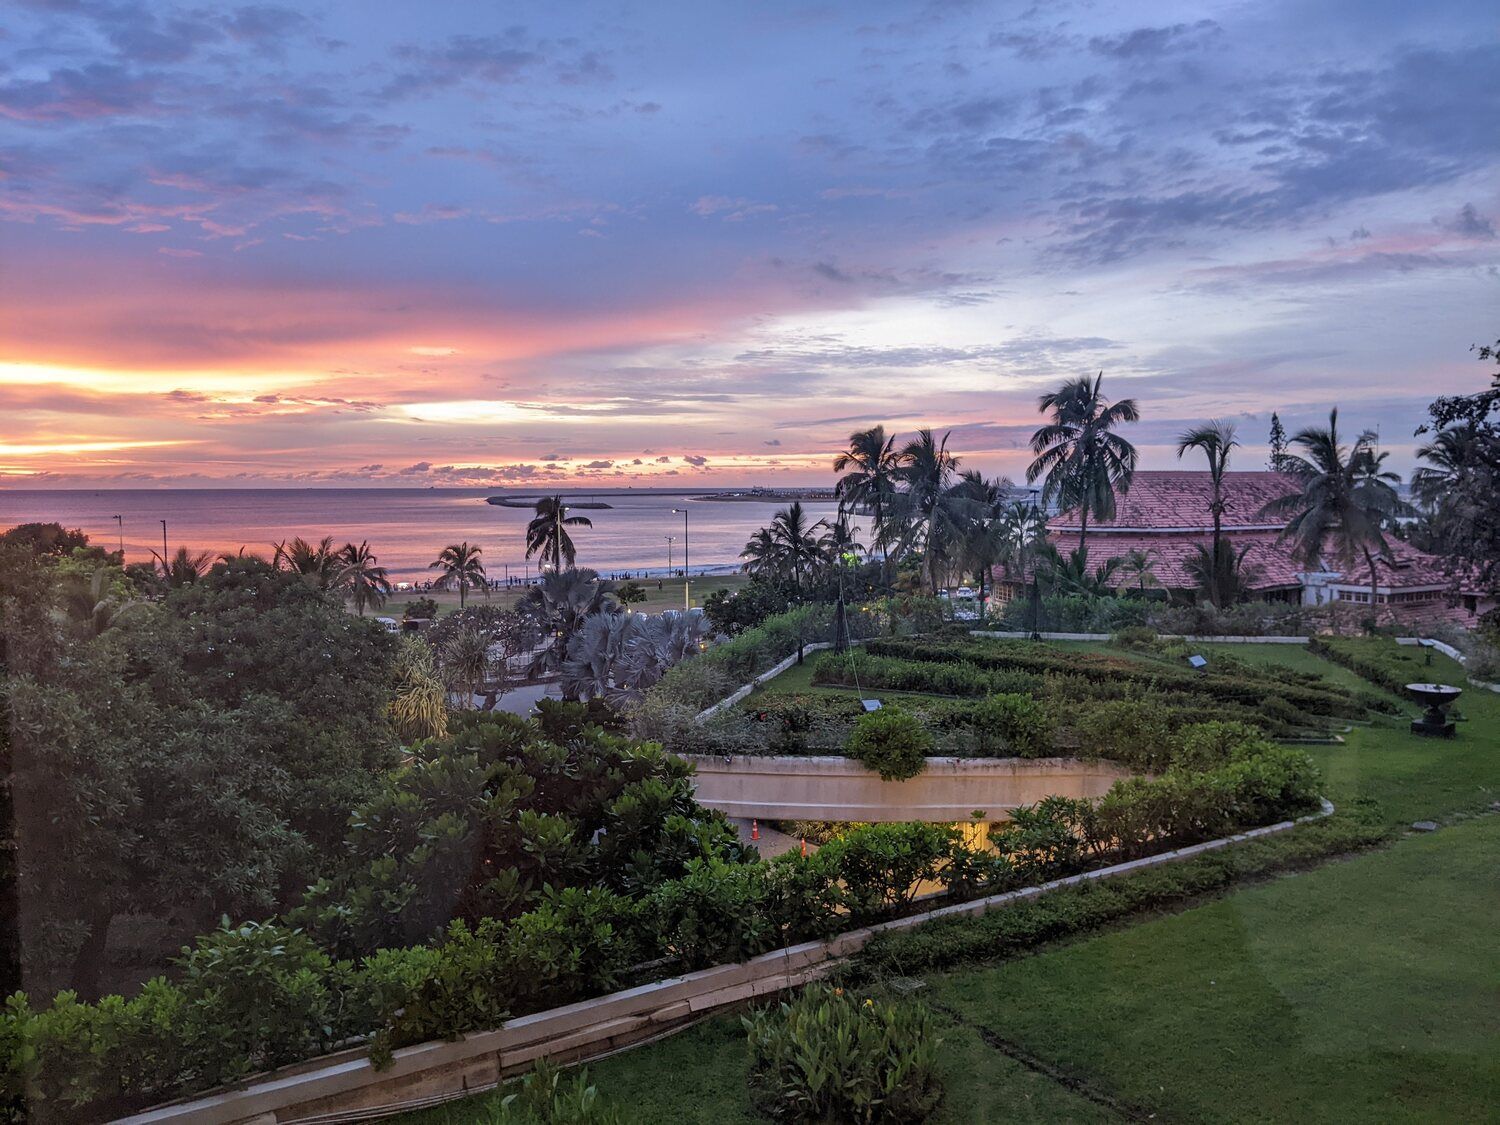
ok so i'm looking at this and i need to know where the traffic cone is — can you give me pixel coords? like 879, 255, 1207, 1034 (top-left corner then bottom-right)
800, 837, 808, 858
751, 819, 760, 841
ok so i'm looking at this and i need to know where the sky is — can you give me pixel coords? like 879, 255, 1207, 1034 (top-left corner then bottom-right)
1, 0, 1498, 489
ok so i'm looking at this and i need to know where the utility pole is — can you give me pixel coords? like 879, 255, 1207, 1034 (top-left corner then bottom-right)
160, 519, 168, 572
113, 514, 124, 560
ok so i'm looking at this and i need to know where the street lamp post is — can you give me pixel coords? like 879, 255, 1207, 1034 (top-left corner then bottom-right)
670, 508, 689, 610
665, 535, 675, 578
160, 519, 169, 572
113, 515, 124, 560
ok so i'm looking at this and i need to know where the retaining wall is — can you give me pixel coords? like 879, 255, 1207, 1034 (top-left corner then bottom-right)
682, 753, 1131, 822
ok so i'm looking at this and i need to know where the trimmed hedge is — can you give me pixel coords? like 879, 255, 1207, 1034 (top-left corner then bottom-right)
1307, 636, 1436, 699
855, 815, 1386, 979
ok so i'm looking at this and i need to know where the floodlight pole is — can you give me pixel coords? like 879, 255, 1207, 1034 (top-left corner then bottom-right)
1028, 488, 1042, 641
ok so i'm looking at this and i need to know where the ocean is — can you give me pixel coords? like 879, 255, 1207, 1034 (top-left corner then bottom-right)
0, 488, 863, 582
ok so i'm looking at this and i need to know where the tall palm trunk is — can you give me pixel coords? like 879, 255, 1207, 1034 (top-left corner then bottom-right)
1077, 505, 1089, 557
1210, 499, 1223, 608
1364, 546, 1381, 624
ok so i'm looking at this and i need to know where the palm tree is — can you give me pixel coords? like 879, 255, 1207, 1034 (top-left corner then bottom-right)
1027, 373, 1140, 555
56, 565, 135, 638
1410, 421, 1478, 512
739, 527, 780, 577
953, 471, 1013, 613
1036, 544, 1123, 599
833, 425, 900, 570
429, 541, 486, 608
1259, 409, 1408, 613
519, 567, 616, 684
1175, 420, 1239, 607
440, 625, 493, 709
525, 496, 593, 572
1114, 547, 1161, 596
1183, 541, 1260, 606
766, 501, 827, 596
273, 535, 344, 589
892, 429, 976, 595
340, 540, 391, 615
155, 545, 212, 587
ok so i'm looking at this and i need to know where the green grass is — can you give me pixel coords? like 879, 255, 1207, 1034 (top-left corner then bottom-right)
929, 813, 1500, 1124
400, 639, 1500, 1123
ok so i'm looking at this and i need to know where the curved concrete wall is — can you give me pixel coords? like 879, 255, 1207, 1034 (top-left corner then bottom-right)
682, 754, 1132, 822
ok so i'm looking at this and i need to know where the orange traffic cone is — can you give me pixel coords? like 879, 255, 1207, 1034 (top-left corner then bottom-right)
751, 819, 760, 841
800, 837, 808, 858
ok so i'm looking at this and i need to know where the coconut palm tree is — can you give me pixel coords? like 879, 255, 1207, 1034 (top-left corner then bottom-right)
154, 545, 213, 587
739, 527, 780, 577
833, 425, 900, 569
525, 496, 593, 572
1175, 420, 1239, 607
429, 541, 487, 608
1259, 409, 1408, 613
1410, 420, 1479, 512
892, 429, 977, 594
1027, 373, 1140, 555
1183, 541, 1260, 606
1114, 547, 1161, 596
766, 502, 828, 596
340, 540, 392, 615
273, 535, 344, 589
953, 471, 1013, 613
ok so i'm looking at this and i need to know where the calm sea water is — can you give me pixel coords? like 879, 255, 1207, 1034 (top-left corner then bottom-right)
0, 488, 862, 582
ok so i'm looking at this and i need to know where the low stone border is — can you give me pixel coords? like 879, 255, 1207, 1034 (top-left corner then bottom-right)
970, 630, 1311, 644
115, 799, 1334, 1125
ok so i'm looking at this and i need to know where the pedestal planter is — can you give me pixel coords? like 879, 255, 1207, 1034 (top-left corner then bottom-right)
1405, 682, 1461, 737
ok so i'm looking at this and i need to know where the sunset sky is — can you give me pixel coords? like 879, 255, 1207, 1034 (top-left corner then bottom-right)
2, 0, 1498, 488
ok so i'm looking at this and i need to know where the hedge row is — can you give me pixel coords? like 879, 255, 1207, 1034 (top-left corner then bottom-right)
855, 814, 1386, 979
864, 636, 1392, 719
1307, 636, 1434, 699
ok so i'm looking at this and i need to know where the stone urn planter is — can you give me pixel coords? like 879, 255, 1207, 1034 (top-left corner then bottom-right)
1405, 682, 1462, 738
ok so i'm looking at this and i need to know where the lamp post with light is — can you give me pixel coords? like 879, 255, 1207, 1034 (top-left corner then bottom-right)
665, 535, 675, 578
670, 507, 689, 609
113, 514, 124, 560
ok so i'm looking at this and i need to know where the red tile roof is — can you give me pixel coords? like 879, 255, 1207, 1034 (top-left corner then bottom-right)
1051, 471, 1297, 531
1040, 470, 1454, 593
1047, 530, 1305, 591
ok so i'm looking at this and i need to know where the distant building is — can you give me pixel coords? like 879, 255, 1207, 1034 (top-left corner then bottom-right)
1001, 470, 1488, 627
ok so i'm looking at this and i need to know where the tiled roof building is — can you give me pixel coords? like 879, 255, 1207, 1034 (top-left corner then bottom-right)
1017, 470, 1485, 625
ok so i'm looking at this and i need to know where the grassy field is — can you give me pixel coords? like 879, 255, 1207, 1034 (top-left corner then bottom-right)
377, 574, 746, 619
404, 640, 1499, 1123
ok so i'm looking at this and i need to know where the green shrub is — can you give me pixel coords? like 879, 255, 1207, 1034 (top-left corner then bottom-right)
1110, 625, 1160, 650
488, 1060, 635, 1124
1073, 699, 1176, 772
969, 692, 1054, 756
744, 986, 943, 1123
844, 709, 932, 781
819, 823, 957, 922
649, 858, 777, 970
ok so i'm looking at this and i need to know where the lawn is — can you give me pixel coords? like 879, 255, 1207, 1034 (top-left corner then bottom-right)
401, 639, 1500, 1123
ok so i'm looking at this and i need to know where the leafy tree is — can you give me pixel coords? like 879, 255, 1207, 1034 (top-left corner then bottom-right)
1260, 409, 1408, 613
1413, 340, 1500, 593
1176, 420, 1239, 607
0, 523, 100, 559
953, 471, 1013, 611
430, 542, 487, 607
615, 580, 647, 607
525, 497, 593, 572
1027, 373, 1140, 555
